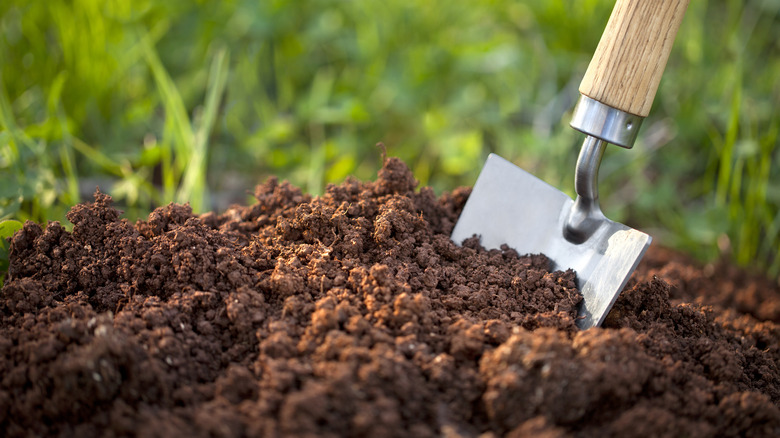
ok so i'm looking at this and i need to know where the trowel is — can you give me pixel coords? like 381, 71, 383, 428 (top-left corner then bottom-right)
451, 0, 690, 329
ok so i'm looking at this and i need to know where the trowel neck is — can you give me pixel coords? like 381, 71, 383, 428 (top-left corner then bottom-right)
569, 95, 645, 149
564, 136, 608, 244
564, 94, 646, 244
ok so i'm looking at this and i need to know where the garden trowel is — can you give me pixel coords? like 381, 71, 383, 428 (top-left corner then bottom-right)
451, 0, 690, 329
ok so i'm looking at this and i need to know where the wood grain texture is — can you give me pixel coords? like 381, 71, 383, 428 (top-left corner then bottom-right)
579, 0, 689, 117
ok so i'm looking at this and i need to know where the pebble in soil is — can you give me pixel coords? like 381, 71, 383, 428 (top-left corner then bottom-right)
1, 157, 779, 437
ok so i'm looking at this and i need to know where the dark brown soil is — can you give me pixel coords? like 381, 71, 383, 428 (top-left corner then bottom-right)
2, 157, 779, 437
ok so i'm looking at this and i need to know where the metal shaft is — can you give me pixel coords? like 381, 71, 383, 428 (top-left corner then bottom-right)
565, 135, 607, 244
565, 94, 646, 244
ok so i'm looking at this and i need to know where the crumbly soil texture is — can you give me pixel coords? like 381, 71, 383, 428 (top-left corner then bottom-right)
2, 157, 780, 437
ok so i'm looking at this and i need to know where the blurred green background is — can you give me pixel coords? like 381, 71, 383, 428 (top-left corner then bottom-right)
0, 0, 779, 276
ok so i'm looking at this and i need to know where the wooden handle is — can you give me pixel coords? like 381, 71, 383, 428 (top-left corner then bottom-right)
579, 0, 689, 117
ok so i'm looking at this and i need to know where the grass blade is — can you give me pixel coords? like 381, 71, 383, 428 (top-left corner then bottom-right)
142, 36, 194, 202
177, 48, 230, 212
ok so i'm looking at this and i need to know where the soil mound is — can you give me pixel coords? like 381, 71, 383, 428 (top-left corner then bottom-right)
2, 158, 779, 437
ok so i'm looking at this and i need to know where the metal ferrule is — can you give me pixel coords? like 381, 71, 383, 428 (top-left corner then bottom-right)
570, 95, 644, 149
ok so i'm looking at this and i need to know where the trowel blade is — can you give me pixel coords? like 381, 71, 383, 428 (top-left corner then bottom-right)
451, 154, 651, 329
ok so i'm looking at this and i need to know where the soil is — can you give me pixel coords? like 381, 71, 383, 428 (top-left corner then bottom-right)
2, 157, 779, 437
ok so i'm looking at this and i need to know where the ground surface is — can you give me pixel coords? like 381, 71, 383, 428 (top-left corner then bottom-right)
1, 158, 779, 437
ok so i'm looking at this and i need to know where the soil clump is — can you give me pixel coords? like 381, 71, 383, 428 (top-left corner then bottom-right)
1, 157, 779, 437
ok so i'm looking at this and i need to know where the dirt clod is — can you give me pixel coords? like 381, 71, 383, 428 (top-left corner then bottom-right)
2, 157, 779, 437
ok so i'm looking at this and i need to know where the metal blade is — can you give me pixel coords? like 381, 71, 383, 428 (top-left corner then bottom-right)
451, 154, 651, 329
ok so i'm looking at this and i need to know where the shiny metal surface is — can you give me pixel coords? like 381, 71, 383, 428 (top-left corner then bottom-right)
451, 154, 651, 329
565, 136, 607, 244
570, 95, 644, 149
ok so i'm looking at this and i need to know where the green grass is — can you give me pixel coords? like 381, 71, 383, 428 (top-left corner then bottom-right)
0, 219, 22, 284
1, 0, 779, 277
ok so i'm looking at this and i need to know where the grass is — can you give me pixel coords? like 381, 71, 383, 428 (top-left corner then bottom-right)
0, 0, 779, 278
0, 219, 22, 284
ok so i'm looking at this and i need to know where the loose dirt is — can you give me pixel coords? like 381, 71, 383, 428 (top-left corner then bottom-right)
1, 157, 779, 437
